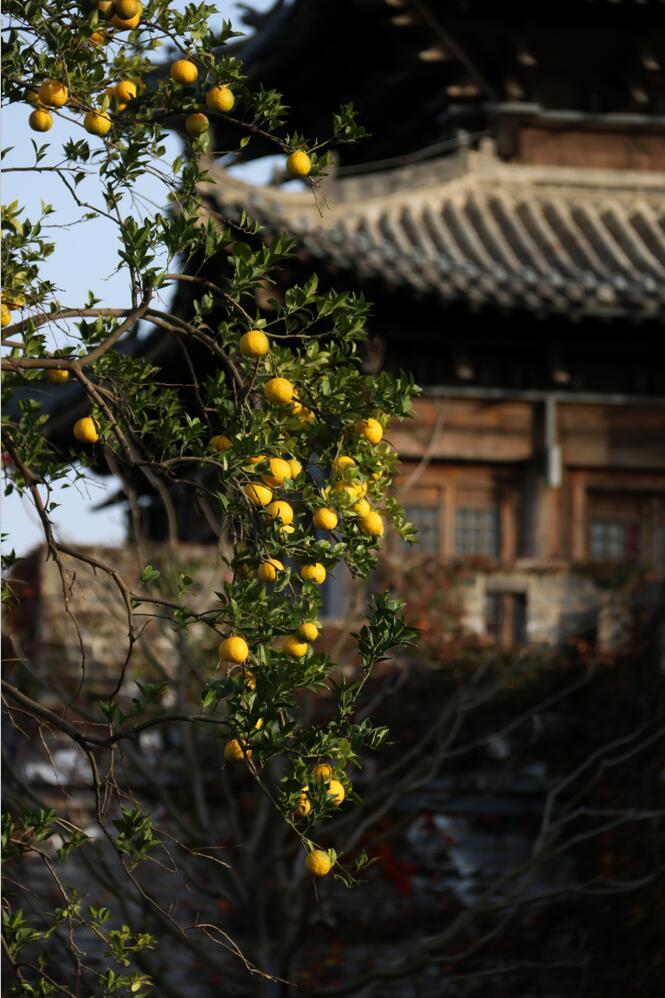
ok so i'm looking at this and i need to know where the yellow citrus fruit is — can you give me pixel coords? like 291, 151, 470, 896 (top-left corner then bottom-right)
29, 109, 53, 132
186, 113, 209, 137
298, 622, 319, 642
279, 524, 295, 540
311, 763, 333, 781
89, 31, 106, 45
288, 458, 303, 478
98, 0, 114, 17
356, 417, 383, 444
266, 500, 293, 525
283, 634, 308, 658
301, 563, 326, 585
264, 378, 294, 405
239, 329, 269, 358
294, 792, 311, 817
257, 558, 284, 583
73, 417, 99, 444
114, 0, 139, 18
332, 455, 355, 475
313, 507, 338, 531
244, 454, 266, 468
38, 80, 67, 108
244, 483, 273, 507
115, 79, 137, 103
219, 635, 249, 663
261, 457, 291, 487
327, 779, 346, 806
353, 498, 371, 516
224, 738, 250, 762
26, 90, 41, 105
170, 59, 198, 85
304, 850, 332, 877
47, 369, 69, 384
84, 111, 112, 137
360, 511, 384, 537
206, 85, 235, 113
334, 481, 366, 501
209, 434, 232, 452
286, 150, 312, 177
2, 304, 12, 326
111, 2, 141, 29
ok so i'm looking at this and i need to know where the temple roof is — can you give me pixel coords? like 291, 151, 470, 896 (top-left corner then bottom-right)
201, 142, 665, 320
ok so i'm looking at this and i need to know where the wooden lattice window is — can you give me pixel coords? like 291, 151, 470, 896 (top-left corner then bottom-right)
454, 506, 500, 557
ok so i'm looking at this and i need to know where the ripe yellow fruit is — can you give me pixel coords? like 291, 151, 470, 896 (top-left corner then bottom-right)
1, 304, 12, 326
360, 511, 384, 537
288, 458, 303, 479
47, 369, 69, 384
239, 329, 269, 358
283, 634, 309, 658
304, 850, 332, 877
301, 563, 326, 585
294, 791, 311, 817
244, 454, 266, 467
264, 378, 294, 405
286, 150, 312, 177
356, 417, 384, 444
244, 483, 273, 507
186, 113, 209, 137
209, 434, 232, 452
111, 1, 142, 29
206, 85, 235, 113
29, 109, 53, 132
84, 111, 112, 137
114, 0, 139, 18
38, 80, 67, 108
170, 59, 198, 85
89, 31, 106, 46
73, 417, 99, 444
115, 79, 137, 103
98, 0, 114, 17
313, 507, 338, 531
26, 90, 41, 105
298, 622, 319, 642
312, 763, 333, 781
334, 481, 366, 501
327, 779, 346, 806
332, 455, 355, 475
354, 498, 371, 516
257, 558, 284, 583
219, 635, 249, 663
261, 457, 291, 487
279, 524, 295, 540
265, 500, 293, 525
224, 738, 251, 762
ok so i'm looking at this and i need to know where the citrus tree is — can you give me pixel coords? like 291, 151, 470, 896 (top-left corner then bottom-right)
1, 1, 419, 992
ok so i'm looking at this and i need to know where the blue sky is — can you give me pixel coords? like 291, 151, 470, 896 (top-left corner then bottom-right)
3, 0, 280, 555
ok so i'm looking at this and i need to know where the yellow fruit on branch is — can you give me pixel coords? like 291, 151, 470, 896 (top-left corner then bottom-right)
353, 498, 371, 517
97, 0, 114, 17
288, 458, 303, 479
264, 377, 294, 405
47, 369, 69, 384
84, 111, 112, 137
206, 85, 235, 113
300, 563, 326, 585
334, 481, 366, 501
111, 1, 142, 29
209, 434, 232, 452
356, 417, 384, 444
239, 329, 269, 358
313, 507, 338, 531
224, 738, 251, 762
359, 511, 384, 537
261, 457, 291, 487
73, 417, 99, 444
114, 0, 139, 18
298, 622, 319, 642
279, 524, 295, 541
170, 59, 198, 85
283, 634, 308, 659
286, 150, 311, 177
332, 455, 355, 476
304, 850, 332, 877
115, 79, 137, 103
219, 635, 249, 663
1, 304, 12, 327
311, 763, 333, 781
89, 31, 106, 46
294, 791, 311, 818
28, 109, 54, 132
326, 779, 346, 806
257, 558, 284, 583
244, 483, 273, 507
186, 113, 209, 137
265, 500, 294, 525
38, 80, 68, 108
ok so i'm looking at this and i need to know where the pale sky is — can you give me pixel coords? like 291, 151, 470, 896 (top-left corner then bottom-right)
2, 0, 281, 556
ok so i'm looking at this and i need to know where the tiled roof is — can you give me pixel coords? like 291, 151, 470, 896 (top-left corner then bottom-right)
201, 143, 665, 320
